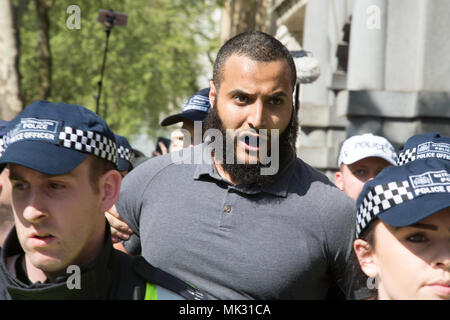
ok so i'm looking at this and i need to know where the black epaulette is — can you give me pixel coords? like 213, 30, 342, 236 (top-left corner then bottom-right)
133, 256, 211, 300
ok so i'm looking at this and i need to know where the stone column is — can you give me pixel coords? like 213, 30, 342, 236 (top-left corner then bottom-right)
345, 0, 450, 148
347, 0, 387, 90
301, 0, 330, 107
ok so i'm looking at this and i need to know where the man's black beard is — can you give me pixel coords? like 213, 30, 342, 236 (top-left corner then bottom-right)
202, 99, 298, 187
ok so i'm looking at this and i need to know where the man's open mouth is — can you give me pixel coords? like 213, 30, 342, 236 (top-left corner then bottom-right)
239, 133, 268, 151
29, 232, 56, 246
244, 136, 259, 148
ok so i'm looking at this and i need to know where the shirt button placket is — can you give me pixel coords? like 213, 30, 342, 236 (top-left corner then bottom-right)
219, 188, 234, 230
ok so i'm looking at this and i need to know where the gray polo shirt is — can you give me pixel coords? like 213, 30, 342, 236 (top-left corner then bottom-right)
116, 143, 356, 299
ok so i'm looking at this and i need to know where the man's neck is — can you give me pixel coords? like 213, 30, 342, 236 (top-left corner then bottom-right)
23, 254, 49, 283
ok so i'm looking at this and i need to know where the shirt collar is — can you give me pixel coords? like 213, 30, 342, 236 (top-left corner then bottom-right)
192, 143, 215, 180
193, 142, 296, 197
260, 149, 296, 197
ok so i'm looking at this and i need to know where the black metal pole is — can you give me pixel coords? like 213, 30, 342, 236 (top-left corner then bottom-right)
96, 18, 114, 116
295, 82, 300, 113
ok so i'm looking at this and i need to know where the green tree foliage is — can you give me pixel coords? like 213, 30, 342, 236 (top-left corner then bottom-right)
18, 0, 223, 137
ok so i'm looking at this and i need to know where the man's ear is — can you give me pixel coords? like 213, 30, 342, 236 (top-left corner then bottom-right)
98, 170, 122, 212
209, 80, 216, 109
334, 170, 344, 190
353, 239, 378, 278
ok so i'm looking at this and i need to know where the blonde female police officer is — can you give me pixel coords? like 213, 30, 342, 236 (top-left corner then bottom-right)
353, 133, 450, 300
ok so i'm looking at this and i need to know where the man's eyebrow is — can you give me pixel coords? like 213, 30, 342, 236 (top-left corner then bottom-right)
348, 163, 368, 169
9, 171, 76, 181
268, 91, 289, 98
227, 89, 289, 98
228, 89, 250, 97
8, 173, 24, 181
408, 223, 438, 231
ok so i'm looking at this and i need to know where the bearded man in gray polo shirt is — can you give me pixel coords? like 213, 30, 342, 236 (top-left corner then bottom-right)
108, 31, 355, 299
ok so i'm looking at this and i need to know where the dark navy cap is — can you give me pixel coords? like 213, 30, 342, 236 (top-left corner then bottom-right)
0, 120, 8, 138
0, 120, 8, 164
160, 88, 210, 126
397, 132, 450, 165
0, 100, 118, 175
356, 157, 450, 238
115, 134, 135, 172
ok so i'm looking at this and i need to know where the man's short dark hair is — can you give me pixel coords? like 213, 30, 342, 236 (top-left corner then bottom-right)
87, 156, 116, 193
212, 31, 297, 90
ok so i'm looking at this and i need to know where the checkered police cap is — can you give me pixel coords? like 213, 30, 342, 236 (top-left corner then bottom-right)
397, 132, 450, 165
356, 180, 414, 237
356, 157, 450, 238
0, 101, 118, 175
115, 134, 135, 172
59, 126, 118, 164
0, 137, 5, 159
397, 147, 416, 165
118, 145, 135, 162
0, 120, 8, 159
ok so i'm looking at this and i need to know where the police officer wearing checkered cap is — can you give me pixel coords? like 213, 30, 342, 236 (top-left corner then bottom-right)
0, 100, 210, 300
397, 132, 450, 165
351, 153, 450, 300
